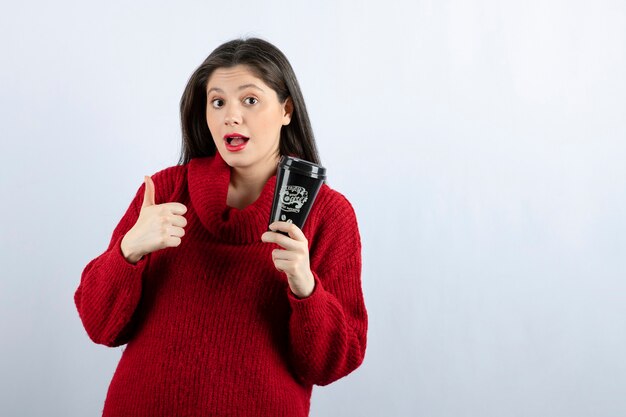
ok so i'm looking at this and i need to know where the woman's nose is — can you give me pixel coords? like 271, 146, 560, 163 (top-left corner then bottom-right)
224, 104, 242, 125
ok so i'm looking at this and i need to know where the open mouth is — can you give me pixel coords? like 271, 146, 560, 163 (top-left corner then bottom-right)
225, 136, 249, 146
224, 134, 250, 151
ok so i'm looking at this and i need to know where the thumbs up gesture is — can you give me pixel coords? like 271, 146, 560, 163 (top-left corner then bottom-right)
120, 176, 188, 264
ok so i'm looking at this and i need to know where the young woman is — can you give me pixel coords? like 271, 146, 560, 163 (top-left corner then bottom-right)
75, 37, 367, 417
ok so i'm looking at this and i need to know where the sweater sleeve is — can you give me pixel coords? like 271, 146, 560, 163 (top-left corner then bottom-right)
74, 182, 149, 347
286, 191, 368, 386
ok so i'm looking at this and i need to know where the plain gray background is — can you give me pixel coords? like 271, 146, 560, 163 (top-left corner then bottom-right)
1, 0, 625, 416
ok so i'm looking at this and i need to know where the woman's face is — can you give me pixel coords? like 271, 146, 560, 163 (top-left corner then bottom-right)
205, 65, 292, 176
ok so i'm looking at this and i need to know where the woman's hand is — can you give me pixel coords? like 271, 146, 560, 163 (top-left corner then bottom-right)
120, 176, 188, 264
261, 222, 315, 298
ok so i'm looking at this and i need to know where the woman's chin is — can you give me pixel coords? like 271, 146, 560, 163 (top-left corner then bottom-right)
220, 153, 246, 166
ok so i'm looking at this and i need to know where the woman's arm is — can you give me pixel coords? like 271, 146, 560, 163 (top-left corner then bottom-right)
287, 256, 367, 386
75, 168, 187, 346
74, 184, 147, 347
263, 190, 368, 386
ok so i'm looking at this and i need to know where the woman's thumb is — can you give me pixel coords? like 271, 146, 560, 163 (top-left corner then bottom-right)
142, 175, 156, 207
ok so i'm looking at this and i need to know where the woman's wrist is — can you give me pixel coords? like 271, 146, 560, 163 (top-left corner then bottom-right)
121, 235, 143, 264
289, 271, 316, 298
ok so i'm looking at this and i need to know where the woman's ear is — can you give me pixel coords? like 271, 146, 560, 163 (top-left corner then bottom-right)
282, 97, 293, 126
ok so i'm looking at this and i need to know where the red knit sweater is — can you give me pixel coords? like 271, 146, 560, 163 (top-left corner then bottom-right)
74, 153, 367, 416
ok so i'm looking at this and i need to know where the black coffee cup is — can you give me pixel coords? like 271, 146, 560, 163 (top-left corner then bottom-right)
269, 156, 327, 233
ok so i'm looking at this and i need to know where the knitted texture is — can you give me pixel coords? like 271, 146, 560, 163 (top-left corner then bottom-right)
74, 153, 368, 417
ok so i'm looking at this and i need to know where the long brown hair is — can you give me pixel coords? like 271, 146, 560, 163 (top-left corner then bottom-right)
178, 38, 321, 166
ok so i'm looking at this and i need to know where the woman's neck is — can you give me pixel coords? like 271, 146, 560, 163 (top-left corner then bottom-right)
227, 162, 277, 210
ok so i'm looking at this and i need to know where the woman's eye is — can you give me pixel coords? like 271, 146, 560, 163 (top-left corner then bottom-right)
244, 97, 258, 105
211, 99, 224, 108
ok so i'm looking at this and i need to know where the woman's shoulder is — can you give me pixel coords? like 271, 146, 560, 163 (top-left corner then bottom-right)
306, 183, 360, 237
147, 163, 189, 204
315, 183, 357, 218
306, 183, 362, 271
151, 163, 188, 180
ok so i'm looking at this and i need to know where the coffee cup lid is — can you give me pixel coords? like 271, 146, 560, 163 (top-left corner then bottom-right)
279, 156, 327, 180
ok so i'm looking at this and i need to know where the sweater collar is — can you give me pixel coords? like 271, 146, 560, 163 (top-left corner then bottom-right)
188, 152, 277, 244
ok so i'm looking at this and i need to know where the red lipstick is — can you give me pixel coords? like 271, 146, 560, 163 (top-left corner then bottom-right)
224, 133, 249, 152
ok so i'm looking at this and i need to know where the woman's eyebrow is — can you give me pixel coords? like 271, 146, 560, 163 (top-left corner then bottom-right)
207, 84, 265, 94
238, 83, 265, 92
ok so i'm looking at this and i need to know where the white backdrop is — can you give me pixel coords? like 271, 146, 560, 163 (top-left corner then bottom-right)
1, 1, 625, 416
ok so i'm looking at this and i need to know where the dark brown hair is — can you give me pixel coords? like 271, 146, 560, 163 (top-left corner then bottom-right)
178, 37, 320, 166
